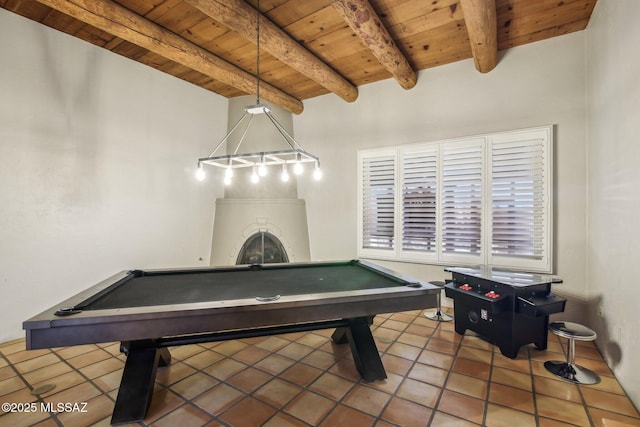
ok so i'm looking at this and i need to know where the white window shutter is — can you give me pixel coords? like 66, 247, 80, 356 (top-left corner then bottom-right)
358, 151, 397, 256
440, 140, 484, 262
400, 147, 438, 260
489, 127, 552, 272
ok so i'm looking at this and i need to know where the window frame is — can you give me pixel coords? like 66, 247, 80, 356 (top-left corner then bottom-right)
356, 126, 554, 273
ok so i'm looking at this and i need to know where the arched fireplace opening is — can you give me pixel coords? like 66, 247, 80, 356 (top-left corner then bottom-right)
236, 231, 289, 265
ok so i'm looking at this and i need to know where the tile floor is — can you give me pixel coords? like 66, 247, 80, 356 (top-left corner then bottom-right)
1, 309, 640, 427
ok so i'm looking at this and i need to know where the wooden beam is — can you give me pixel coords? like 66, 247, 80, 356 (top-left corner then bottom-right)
32, 0, 304, 114
185, 0, 358, 103
459, 0, 498, 73
330, 0, 417, 90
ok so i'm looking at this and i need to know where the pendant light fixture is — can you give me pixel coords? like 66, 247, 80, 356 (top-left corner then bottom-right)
195, 0, 321, 185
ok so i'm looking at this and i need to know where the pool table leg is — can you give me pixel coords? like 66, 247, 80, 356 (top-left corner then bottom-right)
332, 316, 386, 382
111, 340, 170, 425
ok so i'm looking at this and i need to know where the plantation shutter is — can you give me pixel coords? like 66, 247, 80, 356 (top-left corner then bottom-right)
360, 153, 396, 252
489, 129, 551, 271
400, 148, 437, 258
441, 141, 484, 258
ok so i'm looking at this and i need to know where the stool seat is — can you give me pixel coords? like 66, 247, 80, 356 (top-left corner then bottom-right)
549, 322, 597, 341
425, 281, 453, 322
545, 321, 600, 385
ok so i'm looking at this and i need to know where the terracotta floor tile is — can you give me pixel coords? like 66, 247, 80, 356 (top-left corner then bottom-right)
202, 358, 247, 381
485, 402, 536, 427
429, 410, 479, 427
92, 369, 123, 393
78, 358, 124, 380
254, 378, 302, 407
380, 353, 413, 376
491, 366, 533, 391
446, 372, 488, 400
301, 349, 338, 370
407, 361, 448, 387
426, 338, 459, 355
396, 331, 429, 348
588, 407, 640, 427
143, 388, 187, 425
219, 397, 276, 427
170, 372, 219, 400
262, 412, 309, 427
380, 396, 433, 426
437, 389, 486, 424
343, 384, 391, 417
277, 342, 314, 360
155, 361, 197, 387
227, 367, 272, 393
254, 353, 296, 375
210, 340, 248, 356
280, 363, 323, 386
53, 345, 100, 360
536, 394, 590, 426
21, 362, 72, 386
365, 371, 404, 394
319, 403, 376, 427
417, 349, 454, 370
461, 335, 493, 351
150, 403, 211, 427
0, 376, 29, 398
328, 357, 361, 381
193, 384, 244, 416
296, 332, 329, 348
492, 353, 531, 373
182, 350, 225, 370
231, 345, 271, 365
66, 349, 112, 369
457, 346, 492, 364
380, 319, 409, 332
582, 387, 640, 417
309, 372, 354, 400
14, 353, 60, 374
56, 394, 114, 427
386, 342, 421, 361
390, 312, 416, 323
284, 390, 336, 425
255, 336, 290, 352
489, 382, 534, 414
452, 357, 491, 380
405, 324, 436, 338
533, 375, 582, 403
373, 327, 402, 344
396, 377, 441, 408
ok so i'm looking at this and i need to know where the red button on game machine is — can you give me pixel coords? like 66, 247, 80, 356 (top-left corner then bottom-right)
485, 291, 500, 299
459, 284, 473, 291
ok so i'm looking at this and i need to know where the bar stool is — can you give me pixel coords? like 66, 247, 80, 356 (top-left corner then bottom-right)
425, 281, 453, 322
544, 321, 600, 384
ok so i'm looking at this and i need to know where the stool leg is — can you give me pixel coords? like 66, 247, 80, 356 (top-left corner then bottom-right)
544, 336, 600, 385
425, 289, 453, 322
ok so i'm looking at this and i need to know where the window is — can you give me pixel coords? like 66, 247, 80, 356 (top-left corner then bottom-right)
357, 126, 553, 273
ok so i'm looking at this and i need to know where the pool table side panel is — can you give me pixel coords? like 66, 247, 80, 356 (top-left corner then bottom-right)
25, 292, 437, 349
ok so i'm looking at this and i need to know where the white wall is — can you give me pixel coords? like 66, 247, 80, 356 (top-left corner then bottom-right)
585, 0, 640, 407
0, 9, 227, 342
296, 32, 588, 296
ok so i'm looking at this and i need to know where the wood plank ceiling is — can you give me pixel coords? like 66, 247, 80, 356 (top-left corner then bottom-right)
1, 0, 597, 114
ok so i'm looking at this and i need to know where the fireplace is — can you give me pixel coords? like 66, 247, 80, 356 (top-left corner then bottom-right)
236, 231, 289, 265
209, 96, 311, 266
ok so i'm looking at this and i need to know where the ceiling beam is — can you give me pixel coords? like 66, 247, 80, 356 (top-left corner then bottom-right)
330, 0, 417, 90
32, 0, 304, 114
185, 0, 358, 103
459, 0, 498, 73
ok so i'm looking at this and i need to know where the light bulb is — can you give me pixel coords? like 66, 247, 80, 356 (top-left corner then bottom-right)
251, 167, 260, 184
258, 163, 267, 177
195, 166, 206, 182
281, 164, 289, 182
224, 175, 232, 186
294, 161, 303, 175
225, 166, 233, 178
313, 163, 322, 180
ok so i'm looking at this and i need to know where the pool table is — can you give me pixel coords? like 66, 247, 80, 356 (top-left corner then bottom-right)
23, 259, 439, 424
